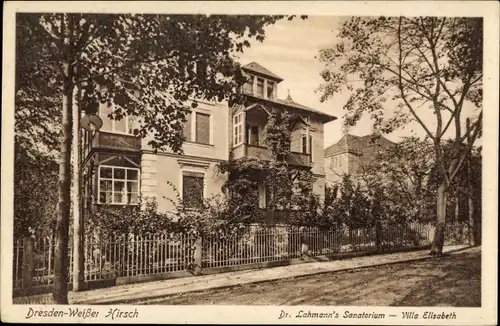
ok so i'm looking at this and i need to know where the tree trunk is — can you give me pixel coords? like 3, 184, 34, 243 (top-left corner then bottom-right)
430, 183, 447, 255
72, 86, 84, 291
466, 119, 476, 246
53, 69, 73, 304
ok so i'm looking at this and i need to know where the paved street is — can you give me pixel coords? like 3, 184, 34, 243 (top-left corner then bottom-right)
14, 245, 475, 305
144, 246, 480, 306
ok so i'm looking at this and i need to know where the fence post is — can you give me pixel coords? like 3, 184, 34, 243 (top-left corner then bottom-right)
22, 237, 34, 294
375, 221, 382, 253
193, 237, 203, 276
299, 227, 308, 257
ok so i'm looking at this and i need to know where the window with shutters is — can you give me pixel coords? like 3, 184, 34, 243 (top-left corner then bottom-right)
182, 171, 204, 208
195, 112, 210, 144
183, 111, 211, 144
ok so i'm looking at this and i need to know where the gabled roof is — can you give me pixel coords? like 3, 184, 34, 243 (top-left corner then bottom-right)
244, 94, 337, 124
325, 133, 395, 157
241, 62, 284, 82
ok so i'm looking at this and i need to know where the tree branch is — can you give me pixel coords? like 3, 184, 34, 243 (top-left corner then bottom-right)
397, 18, 435, 141
449, 110, 482, 182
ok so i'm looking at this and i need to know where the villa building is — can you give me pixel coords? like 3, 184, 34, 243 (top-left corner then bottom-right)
324, 133, 394, 185
80, 62, 337, 216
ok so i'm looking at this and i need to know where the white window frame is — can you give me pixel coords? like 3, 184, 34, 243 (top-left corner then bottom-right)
233, 113, 243, 146
97, 165, 140, 205
179, 168, 207, 208
100, 103, 135, 135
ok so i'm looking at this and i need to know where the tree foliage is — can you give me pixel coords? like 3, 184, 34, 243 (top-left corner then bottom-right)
16, 13, 294, 302
359, 137, 437, 223
14, 145, 58, 239
16, 13, 295, 153
318, 17, 483, 254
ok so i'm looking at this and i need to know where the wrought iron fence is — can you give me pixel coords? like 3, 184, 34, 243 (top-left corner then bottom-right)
12, 221, 467, 297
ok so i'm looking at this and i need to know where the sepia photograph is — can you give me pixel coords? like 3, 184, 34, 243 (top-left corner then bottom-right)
1, 1, 498, 324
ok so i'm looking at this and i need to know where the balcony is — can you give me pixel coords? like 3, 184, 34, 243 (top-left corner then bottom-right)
91, 131, 142, 152
233, 143, 311, 168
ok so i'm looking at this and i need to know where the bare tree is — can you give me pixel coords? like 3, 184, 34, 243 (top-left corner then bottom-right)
318, 17, 482, 255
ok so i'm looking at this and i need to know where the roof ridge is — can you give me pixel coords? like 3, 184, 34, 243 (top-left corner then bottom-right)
241, 62, 283, 81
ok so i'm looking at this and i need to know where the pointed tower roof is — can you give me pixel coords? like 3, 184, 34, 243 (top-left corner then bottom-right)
241, 62, 284, 82
285, 89, 293, 103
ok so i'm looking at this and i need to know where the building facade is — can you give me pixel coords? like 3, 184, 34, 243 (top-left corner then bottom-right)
80, 62, 336, 216
324, 133, 395, 185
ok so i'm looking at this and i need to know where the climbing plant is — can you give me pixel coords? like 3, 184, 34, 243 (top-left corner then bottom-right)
217, 106, 316, 225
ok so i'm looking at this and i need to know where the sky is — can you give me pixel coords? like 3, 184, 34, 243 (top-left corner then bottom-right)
235, 16, 480, 149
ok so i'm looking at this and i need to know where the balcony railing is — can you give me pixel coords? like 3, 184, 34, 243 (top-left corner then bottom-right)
91, 131, 142, 152
233, 144, 311, 168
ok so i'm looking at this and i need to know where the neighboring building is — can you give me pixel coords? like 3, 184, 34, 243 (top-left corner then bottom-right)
324, 133, 395, 185
80, 62, 337, 216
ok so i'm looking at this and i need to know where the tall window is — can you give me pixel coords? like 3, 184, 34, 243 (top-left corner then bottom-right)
246, 124, 259, 145
100, 104, 135, 134
182, 171, 204, 208
195, 112, 210, 144
98, 166, 139, 204
196, 60, 207, 79
183, 111, 211, 144
301, 132, 313, 161
256, 78, 264, 97
267, 81, 275, 99
233, 113, 243, 146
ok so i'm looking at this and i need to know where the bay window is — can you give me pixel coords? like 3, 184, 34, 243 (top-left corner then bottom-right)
98, 166, 140, 205
233, 113, 243, 146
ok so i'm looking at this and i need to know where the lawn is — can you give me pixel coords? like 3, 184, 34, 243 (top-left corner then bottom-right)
138, 249, 481, 306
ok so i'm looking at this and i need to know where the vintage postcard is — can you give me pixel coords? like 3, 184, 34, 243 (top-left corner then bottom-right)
1, 1, 498, 324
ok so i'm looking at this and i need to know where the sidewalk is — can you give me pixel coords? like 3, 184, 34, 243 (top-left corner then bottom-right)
16, 244, 471, 305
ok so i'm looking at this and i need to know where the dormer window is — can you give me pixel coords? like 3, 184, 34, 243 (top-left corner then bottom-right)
256, 78, 264, 97
267, 81, 275, 99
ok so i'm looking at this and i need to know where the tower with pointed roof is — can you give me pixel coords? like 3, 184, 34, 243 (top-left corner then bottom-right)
229, 61, 337, 204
